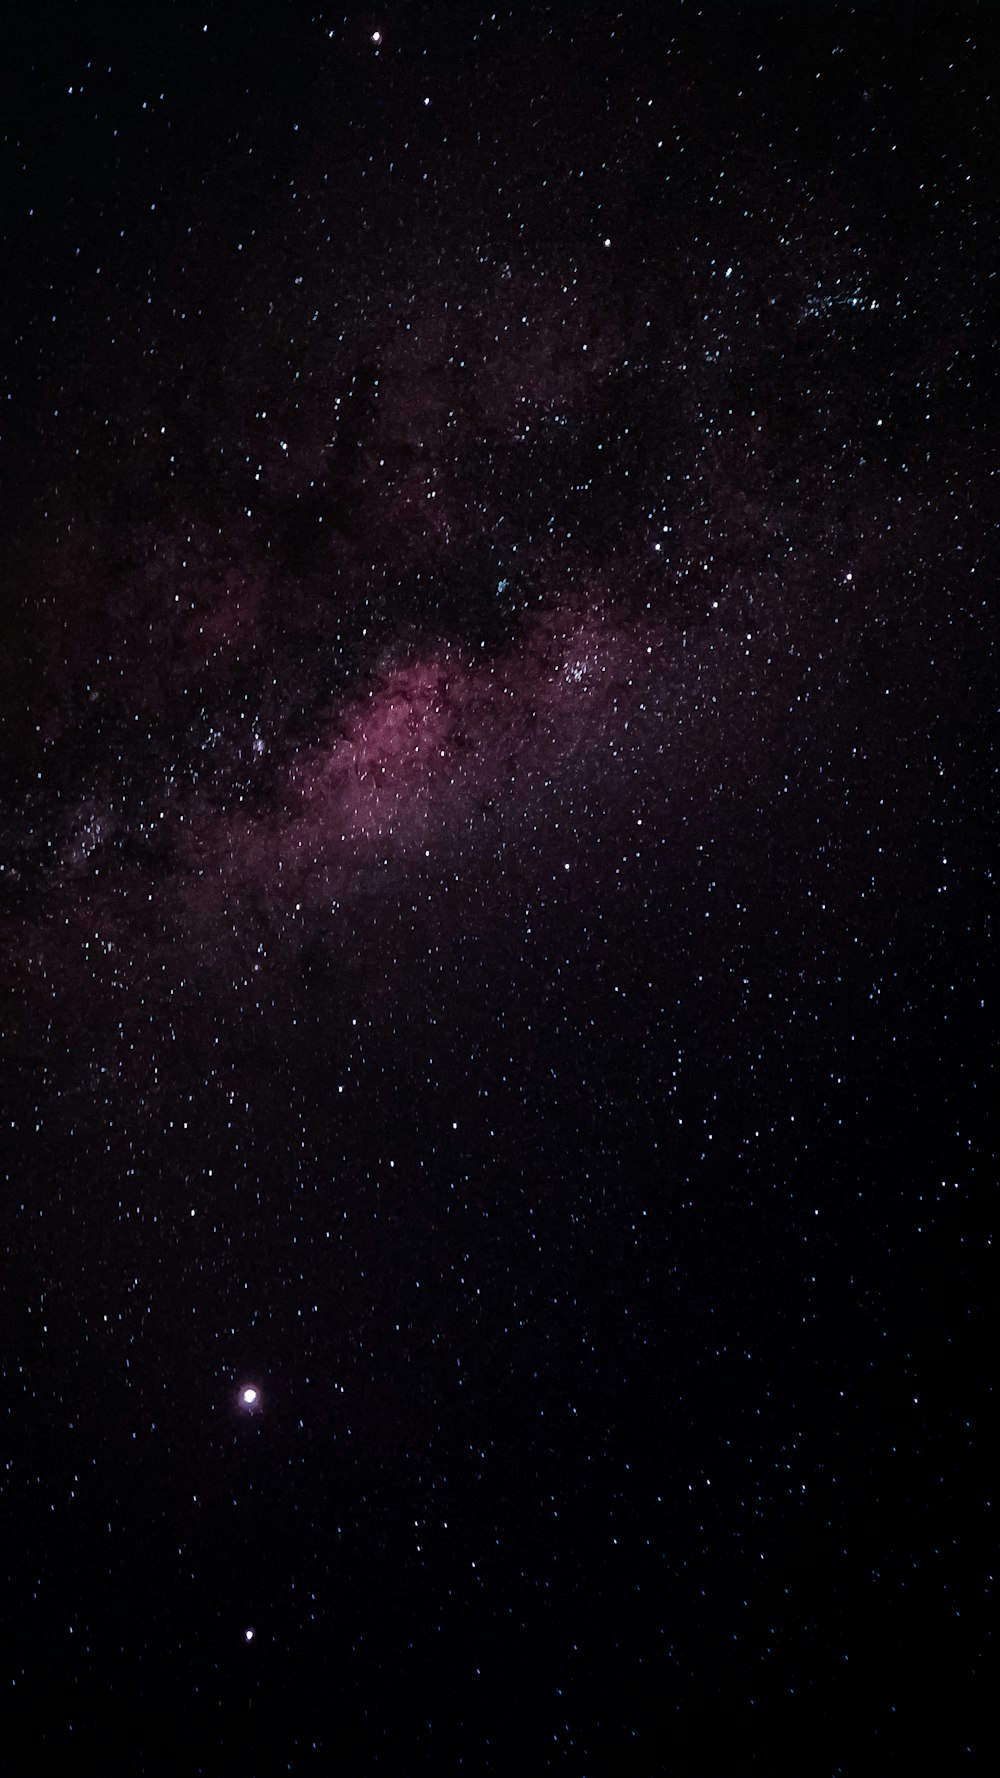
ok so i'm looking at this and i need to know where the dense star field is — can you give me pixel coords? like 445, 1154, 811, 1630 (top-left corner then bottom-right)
1, 3, 994, 1772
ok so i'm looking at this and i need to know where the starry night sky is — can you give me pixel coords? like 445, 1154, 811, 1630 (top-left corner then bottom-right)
1, 3, 994, 1772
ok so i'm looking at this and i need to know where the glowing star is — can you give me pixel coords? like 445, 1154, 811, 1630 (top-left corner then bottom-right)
240, 1386, 260, 1407
371, 31, 382, 45
244, 1627, 255, 1643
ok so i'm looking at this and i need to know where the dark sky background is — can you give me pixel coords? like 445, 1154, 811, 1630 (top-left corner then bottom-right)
0, 3, 994, 1772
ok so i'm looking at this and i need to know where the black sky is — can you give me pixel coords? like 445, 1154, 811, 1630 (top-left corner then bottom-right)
1, 3, 994, 1773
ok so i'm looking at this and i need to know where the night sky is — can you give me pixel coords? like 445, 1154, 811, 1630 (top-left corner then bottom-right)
1, 3, 994, 1772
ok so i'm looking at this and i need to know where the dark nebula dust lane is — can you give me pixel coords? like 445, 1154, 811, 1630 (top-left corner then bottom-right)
0, 3, 994, 1773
